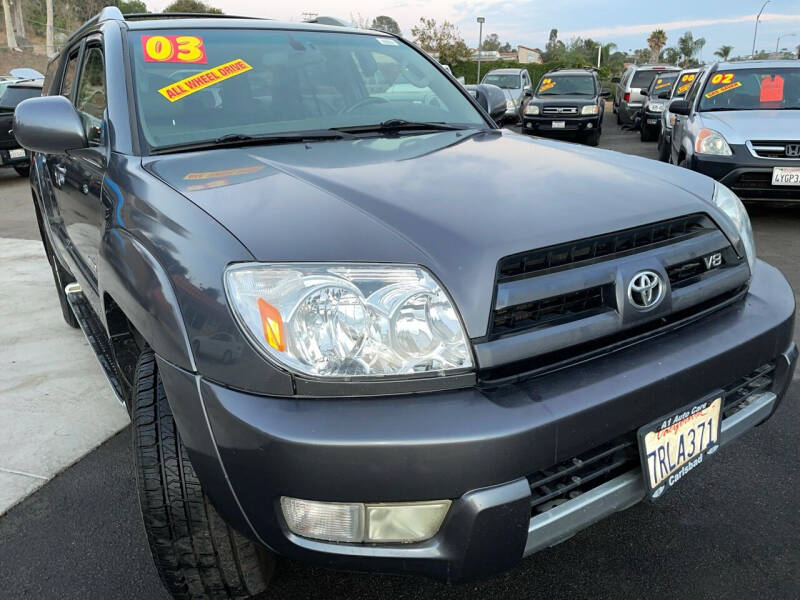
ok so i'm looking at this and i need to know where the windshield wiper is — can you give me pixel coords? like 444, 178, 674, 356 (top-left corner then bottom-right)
332, 119, 472, 135
151, 130, 356, 155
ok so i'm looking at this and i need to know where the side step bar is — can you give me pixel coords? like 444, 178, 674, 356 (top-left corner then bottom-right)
65, 284, 125, 405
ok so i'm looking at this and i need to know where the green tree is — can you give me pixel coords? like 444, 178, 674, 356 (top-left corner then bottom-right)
480, 33, 511, 52
713, 45, 733, 61
411, 17, 469, 65
163, 0, 222, 13
677, 31, 705, 67
647, 29, 667, 62
370, 15, 400, 36
661, 47, 681, 65
116, 0, 147, 13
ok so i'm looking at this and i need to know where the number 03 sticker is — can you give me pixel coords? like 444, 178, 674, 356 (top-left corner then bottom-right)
142, 35, 207, 64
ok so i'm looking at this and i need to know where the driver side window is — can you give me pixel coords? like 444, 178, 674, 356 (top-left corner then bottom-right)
75, 45, 107, 146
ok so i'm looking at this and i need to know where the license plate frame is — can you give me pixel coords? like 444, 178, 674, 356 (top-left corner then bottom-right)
552, 121, 566, 129
772, 166, 800, 186
8, 148, 25, 160
637, 392, 722, 501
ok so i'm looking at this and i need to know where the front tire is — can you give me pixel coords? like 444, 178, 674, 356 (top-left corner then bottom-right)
132, 351, 275, 599
640, 124, 656, 142
585, 129, 600, 146
657, 135, 670, 162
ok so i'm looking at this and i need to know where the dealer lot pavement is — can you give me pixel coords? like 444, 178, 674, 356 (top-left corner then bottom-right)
0, 110, 798, 599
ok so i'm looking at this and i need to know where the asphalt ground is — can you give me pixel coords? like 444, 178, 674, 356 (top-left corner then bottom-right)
1, 110, 798, 600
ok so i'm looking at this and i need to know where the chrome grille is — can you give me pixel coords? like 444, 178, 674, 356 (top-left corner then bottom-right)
750, 141, 800, 159
542, 106, 578, 115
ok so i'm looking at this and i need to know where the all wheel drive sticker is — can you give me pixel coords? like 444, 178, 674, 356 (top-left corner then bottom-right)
158, 58, 252, 102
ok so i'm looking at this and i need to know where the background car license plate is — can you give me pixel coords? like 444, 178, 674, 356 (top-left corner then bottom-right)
552, 121, 565, 129
8, 148, 25, 159
772, 167, 800, 186
638, 395, 722, 500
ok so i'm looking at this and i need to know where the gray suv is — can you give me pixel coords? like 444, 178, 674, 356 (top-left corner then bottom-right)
13, 8, 797, 599
481, 67, 532, 123
657, 68, 700, 161
670, 60, 800, 202
614, 64, 679, 126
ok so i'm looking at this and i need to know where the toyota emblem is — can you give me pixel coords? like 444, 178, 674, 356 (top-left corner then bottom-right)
628, 270, 664, 310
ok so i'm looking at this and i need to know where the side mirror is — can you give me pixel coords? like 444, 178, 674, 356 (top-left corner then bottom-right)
641, 89, 649, 96
600, 87, 611, 98
14, 95, 87, 155
488, 99, 507, 121
611, 76, 621, 84
658, 91, 671, 99
669, 99, 691, 116
524, 87, 532, 97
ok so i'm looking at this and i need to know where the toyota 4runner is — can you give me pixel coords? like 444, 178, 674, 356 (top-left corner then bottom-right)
14, 9, 797, 599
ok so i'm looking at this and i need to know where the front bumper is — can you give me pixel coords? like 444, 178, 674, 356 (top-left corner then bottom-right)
522, 114, 601, 135
641, 110, 663, 129
158, 260, 796, 583
0, 147, 28, 167
691, 145, 800, 202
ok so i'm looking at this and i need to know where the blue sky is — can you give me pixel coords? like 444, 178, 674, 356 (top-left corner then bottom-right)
148, 1, 800, 60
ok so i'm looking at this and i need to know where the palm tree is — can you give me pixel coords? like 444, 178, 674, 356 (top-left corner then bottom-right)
714, 45, 733, 61
647, 29, 668, 62
677, 31, 706, 67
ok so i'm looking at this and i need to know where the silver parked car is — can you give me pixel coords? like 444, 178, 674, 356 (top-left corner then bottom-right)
657, 68, 701, 161
670, 60, 800, 202
481, 67, 532, 123
613, 64, 679, 126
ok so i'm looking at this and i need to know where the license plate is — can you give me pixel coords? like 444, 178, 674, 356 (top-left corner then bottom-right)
8, 148, 25, 159
638, 395, 722, 500
646, 119, 658, 124
552, 121, 565, 129
772, 167, 800, 186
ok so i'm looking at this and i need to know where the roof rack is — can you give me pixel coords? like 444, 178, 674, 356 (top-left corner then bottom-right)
303, 16, 352, 27
68, 6, 123, 41
123, 12, 260, 21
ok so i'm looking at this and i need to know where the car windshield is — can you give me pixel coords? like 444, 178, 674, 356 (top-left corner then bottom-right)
698, 67, 800, 111
536, 75, 595, 96
649, 73, 677, 95
631, 69, 675, 89
481, 73, 520, 89
127, 28, 487, 150
0, 85, 40, 110
672, 72, 698, 98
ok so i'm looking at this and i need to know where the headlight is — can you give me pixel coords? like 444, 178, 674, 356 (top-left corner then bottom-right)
647, 102, 665, 112
525, 104, 540, 115
506, 99, 516, 110
581, 104, 599, 115
668, 114, 677, 127
695, 129, 732, 156
224, 264, 473, 378
712, 183, 756, 274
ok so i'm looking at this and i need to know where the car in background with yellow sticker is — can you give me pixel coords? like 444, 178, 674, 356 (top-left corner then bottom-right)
657, 68, 700, 162
638, 71, 679, 142
669, 61, 800, 202
522, 67, 609, 145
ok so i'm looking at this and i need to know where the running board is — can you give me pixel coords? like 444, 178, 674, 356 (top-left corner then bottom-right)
65, 284, 125, 405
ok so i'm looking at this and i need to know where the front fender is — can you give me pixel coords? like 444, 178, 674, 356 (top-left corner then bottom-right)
99, 228, 196, 371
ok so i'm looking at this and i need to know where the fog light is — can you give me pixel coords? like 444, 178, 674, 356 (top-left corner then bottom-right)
586, 123, 593, 129
366, 501, 451, 543
280, 497, 364, 542
281, 497, 451, 543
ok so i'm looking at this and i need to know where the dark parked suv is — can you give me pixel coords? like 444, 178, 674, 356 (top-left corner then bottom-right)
522, 67, 609, 145
0, 78, 42, 176
15, 8, 797, 599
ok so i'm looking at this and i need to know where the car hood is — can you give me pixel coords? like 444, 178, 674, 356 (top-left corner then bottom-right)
698, 110, 800, 144
145, 130, 718, 337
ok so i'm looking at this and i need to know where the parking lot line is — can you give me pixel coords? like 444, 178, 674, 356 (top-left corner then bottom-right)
0, 236, 129, 516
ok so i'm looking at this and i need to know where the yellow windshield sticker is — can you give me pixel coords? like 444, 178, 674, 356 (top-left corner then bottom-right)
681, 73, 696, 83
539, 77, 556, 92
655, 81, 672, 90
158, 58, 252, 102
705, 81, 742, 99
710, 72, 734, 85
677, 83, 691, 94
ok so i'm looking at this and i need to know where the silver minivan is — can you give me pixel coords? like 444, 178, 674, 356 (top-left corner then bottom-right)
613, 64, 679, 126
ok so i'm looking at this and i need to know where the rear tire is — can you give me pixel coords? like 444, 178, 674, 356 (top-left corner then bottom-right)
616, 110, 622, 125
132, 351, 275, 599
14, 164, 29, 177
